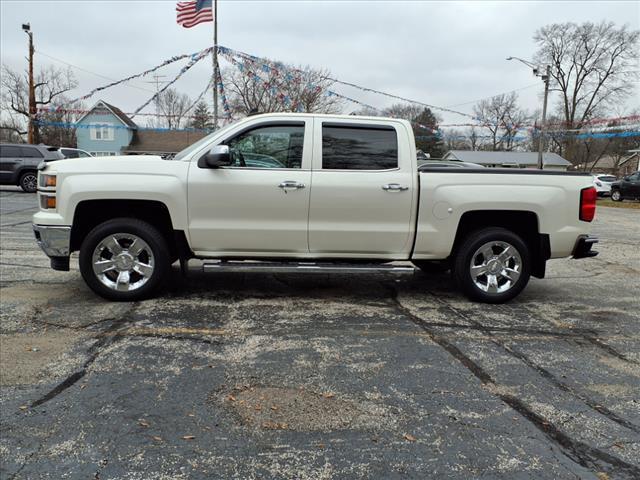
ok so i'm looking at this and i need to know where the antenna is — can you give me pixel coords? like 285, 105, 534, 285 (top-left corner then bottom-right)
144, 74, 169, 118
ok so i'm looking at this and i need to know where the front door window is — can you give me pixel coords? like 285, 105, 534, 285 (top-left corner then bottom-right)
226, 124, 305, 169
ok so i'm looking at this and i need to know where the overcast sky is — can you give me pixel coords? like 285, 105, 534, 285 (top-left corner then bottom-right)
1, 0, 638, 126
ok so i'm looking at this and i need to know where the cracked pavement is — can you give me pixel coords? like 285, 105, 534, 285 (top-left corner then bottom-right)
1, 186, 639, 479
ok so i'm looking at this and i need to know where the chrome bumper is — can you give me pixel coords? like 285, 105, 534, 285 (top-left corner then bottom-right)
33, 224, 71, 257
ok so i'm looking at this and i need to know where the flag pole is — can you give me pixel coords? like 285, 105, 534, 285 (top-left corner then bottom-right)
212, 0, 218, 129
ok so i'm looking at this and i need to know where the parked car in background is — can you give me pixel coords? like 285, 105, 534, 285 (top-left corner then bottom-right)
0, 143, 64, 193
60, 148, 93, 159
610, 171, 640, 201
592, 174, 617, 196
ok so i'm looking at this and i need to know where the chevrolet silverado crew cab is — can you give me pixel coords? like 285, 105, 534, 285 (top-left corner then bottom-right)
32, 113, 599, 303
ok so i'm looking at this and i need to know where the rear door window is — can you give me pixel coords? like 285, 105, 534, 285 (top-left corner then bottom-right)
321, 125, 398, 170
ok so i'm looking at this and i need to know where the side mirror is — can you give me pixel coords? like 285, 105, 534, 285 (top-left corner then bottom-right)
198, 145, 232, 169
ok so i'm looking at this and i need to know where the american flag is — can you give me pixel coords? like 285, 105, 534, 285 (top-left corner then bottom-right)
176, 0, 213, 28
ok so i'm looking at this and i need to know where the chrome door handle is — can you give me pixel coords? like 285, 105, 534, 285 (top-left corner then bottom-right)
278, 181, 305, 189
382, 183, 409, 192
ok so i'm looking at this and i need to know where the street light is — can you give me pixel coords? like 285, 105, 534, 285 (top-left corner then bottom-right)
23, 22, 36, 144
507, 56, 551, 169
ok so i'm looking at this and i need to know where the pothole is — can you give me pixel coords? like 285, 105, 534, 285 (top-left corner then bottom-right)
222, 386, 399, 432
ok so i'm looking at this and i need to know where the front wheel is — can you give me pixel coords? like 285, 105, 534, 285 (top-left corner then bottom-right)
453, 228, 531, 303
79, 218, 170, 301
611, 190, 622, 202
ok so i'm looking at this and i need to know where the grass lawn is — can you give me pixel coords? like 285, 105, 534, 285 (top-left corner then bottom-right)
597, 198, 640, 209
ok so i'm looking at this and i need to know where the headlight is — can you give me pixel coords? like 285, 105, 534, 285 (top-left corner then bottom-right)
595, 181, 602, 186
40, 174, 57, 187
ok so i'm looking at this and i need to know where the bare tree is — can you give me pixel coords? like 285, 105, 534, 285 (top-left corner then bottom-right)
1, 64, 77, 143
382, 103, 423, 122
467, 126, 481, 151
472, 92, 530, 151
443, 129, 468, 151
223, 63, 342, 116
152, 88, 192, 129
37, 96, 85, 147
533, 21, 639, 163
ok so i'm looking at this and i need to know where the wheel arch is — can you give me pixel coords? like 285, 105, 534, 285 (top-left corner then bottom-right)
17, 168, 38, 185
70, 199, 192, 261
451, 210, 549, 279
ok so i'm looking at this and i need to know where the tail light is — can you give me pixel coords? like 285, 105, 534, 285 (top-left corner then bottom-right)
580, 187, 597, 222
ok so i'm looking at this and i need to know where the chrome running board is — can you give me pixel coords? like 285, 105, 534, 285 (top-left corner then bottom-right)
202, 260, 415, 275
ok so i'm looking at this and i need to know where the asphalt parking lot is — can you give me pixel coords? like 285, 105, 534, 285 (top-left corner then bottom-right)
1, 187, 639, 480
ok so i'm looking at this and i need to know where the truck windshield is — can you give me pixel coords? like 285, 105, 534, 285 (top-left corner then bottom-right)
172, 123, 236, 161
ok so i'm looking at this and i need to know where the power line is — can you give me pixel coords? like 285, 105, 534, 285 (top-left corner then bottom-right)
443, 82, 541, 108
36, 50, 157, 94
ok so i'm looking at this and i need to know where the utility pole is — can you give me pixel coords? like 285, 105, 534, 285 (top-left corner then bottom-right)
506, 56, 551, 169
537, 65, 551, 170
23, 23, 36, 144
212, 0, 219, 130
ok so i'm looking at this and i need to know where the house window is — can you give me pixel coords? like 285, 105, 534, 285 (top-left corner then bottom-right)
90, 123, 114, 141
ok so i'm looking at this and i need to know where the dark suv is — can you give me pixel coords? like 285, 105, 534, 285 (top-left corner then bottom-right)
0, 144, 65, 193
610, 171, 640, 202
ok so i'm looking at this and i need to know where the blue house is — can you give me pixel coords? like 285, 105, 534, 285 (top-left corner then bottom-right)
76, 100, 137, 156
75, 100, 208, 157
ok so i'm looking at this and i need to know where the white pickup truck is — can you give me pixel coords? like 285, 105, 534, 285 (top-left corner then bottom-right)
33, 113, 599, 303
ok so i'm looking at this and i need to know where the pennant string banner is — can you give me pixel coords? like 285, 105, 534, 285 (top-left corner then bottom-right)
65, 47, 213, 106
131, 48, 212, 118
35, 119, 213, 133
183, 77, 214, 117
41, 43, 640, 137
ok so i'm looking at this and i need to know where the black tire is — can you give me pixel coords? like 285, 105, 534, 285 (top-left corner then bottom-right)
611, 189, 622, 202
453, 227, 531, 303
412, 260, 450, 274
19, 171, 38, 193
79, 218, 170, 301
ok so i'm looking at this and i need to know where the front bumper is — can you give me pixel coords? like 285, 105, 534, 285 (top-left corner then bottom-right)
572, 235, 599, 259
33, 224, 71, 270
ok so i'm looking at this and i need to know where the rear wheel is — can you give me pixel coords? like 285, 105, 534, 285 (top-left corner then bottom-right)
19, 171, 37, 193
79, 218, 170, 301
453, 227, 530, 303
611, 190, 622, 201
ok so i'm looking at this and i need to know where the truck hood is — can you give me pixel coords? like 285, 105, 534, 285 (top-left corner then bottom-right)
41, 155, 181, 175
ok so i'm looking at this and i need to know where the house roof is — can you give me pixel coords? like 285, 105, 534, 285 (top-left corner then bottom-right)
444, 150, 571, 167
76, 100, 138, 129
123, 130, 209, 155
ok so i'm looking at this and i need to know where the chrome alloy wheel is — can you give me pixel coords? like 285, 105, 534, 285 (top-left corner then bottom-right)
91, 233, 155, 292
469, 240, 522, 293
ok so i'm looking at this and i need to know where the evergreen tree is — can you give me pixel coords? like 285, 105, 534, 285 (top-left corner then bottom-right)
412, 108, 444, 158
189, 101, 213, 129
